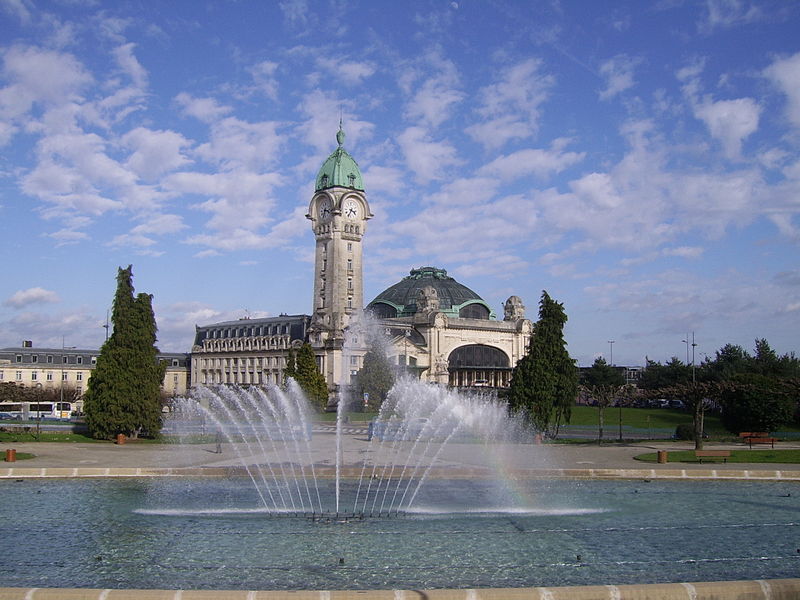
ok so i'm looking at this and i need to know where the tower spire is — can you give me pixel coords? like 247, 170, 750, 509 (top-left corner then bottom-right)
336, 116, 345, 147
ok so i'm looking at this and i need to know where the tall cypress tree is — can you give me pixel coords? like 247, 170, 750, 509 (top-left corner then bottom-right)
84, 266, 165, 439
508, 291, 578, 435
292, 343, 329, 409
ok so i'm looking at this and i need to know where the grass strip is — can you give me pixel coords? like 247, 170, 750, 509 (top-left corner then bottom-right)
635, 449, 800, 464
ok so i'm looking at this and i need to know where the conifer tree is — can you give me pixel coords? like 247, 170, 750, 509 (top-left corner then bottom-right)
84, 266, 165, 439
292, 343, 329, 409
508, 291, 578, 435
357, 345, 395, 410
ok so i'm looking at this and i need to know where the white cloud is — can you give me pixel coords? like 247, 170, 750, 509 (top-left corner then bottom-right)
402, 49, 463, 128
467, 58, 554, 148
316, 57, 375, 86
396, 126, 461, 184
404, 75, 463, 128
122, 127, 192, 180
1, 0, 31, 23
701, 0, 763, 31
295, 88, 374, 152
5, 287, 60, 308
195, 116, 283, 171
109, 232, 157, 249
662, 246, 705, 259
175, 92, 232, 123
0, 45, 92, 127
112, 43, 147, 90
599, 54, 639, 100
764, 51, 800, 128
693, 97, 761, 159
478, 138, 585, 181
249, 60, 279, 100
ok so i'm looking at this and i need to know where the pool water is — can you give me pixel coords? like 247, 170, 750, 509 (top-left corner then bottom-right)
0, 477, 798, 590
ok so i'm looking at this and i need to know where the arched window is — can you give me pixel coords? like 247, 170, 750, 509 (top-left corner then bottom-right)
459, 303, 490, 319
368, 302, 397, 319
448, 345, 509, 369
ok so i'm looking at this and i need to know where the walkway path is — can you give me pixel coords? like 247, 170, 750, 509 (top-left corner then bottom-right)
2, 434, 800, 473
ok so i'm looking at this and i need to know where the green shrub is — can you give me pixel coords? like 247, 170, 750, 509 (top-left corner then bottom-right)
675, 423, 694, 440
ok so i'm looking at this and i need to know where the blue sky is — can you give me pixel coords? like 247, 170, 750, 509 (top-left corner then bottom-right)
1, 0, 799, 367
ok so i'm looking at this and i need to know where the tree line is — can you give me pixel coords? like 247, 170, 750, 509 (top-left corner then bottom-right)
505, 290, 799, 449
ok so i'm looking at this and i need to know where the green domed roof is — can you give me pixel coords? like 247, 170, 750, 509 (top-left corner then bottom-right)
315, 125, 364, 191
368, 266, 495, 319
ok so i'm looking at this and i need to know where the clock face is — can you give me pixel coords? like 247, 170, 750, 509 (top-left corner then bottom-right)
317, 198, 332, 221
343, 198, 359, 219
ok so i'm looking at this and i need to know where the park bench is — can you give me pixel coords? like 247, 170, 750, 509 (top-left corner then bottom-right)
695, 450, 731, 463
747, 437, 777, 448
739, 432, 776, 448
739, 432, 768, 440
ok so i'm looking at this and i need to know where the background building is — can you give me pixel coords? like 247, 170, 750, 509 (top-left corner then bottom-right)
0, 342, 189, 412
190, 127, 533, 401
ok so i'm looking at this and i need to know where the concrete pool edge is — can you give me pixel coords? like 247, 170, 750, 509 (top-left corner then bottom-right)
2, 465, 800, 480
1, 579, 799, 599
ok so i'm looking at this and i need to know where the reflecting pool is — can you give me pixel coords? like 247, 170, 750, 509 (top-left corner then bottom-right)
0, 477, 798, 590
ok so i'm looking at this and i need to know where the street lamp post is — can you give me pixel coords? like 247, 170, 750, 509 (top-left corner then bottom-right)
682, 332, 697, 383
608, 340, 614, 366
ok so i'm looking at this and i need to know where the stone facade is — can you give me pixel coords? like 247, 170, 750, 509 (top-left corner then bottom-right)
189, 315, 310, 387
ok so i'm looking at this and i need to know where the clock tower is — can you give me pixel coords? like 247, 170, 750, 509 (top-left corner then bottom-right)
306, 125, 372, 387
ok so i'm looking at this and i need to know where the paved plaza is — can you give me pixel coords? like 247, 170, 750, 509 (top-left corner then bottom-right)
2, 427, 800, 474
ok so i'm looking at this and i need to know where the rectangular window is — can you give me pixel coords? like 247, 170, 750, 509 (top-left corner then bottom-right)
172, 359, 179, 366
63, 356, 68, 364
47, 355, 53, 364
76, 372, 83, 381
31, 355, 38, 363
76, 356, 83, 364
46, 372, 53, 381
16, 371, 22, 381
347, 242, 352, 251
347, 259, 353, 270
91, 356, 97, 365
62, 372, 68, 381
16, 355, 22, 363
0, 372, 4, 380
31, 371, 37, 381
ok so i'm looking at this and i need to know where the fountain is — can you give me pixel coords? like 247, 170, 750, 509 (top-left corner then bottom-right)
169, 377, 528, 519
2, 376, 800, 592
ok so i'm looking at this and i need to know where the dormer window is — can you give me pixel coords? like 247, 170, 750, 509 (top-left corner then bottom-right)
348, 173, 356, 186
320, 174, 329, 187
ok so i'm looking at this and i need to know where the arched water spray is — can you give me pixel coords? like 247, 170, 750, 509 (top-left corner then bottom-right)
169, 371, 528, 517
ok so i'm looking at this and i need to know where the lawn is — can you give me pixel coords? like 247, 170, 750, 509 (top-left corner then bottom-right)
315, 411, 377, 423
635, 449, 800, 464
0, 430, 99, 443
567, 405, 727, 433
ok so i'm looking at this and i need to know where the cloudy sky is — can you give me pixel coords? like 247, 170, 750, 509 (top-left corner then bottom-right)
1, 0, 799, 367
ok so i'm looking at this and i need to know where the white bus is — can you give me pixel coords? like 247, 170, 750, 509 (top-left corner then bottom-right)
0, 401, 74, 421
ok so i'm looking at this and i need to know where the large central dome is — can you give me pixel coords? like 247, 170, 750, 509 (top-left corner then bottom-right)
315, 126, 364, 191
367, 266, 494, 320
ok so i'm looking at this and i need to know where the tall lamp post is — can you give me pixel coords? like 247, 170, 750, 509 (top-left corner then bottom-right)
682, 332, 697, 383
608, 340, 614, 366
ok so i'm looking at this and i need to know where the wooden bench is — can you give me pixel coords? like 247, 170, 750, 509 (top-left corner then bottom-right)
748, 437, 776, 448
739, 432, 768, 440
695, 450, 731, 463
